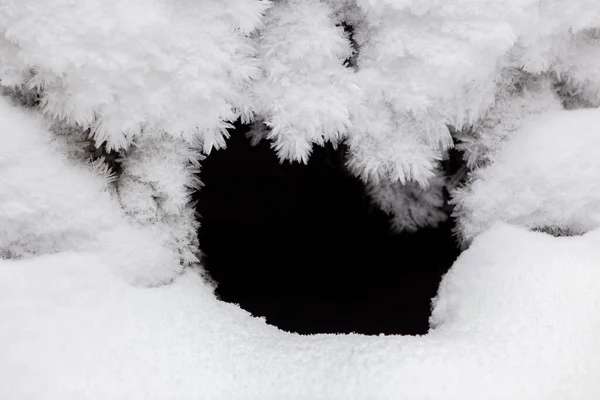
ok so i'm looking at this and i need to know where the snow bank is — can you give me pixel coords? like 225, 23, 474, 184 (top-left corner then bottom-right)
2, 223, 599, 399
453, 108, 600, 243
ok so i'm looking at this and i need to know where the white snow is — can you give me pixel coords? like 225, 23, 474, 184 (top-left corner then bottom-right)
1, 93, 600, 398
0, 0, 270, 150
453, 108, 600, 243
1, 223, 599, 399
0, 96, 183, 286
1, 1, 600, 397
366, 171, 448, 232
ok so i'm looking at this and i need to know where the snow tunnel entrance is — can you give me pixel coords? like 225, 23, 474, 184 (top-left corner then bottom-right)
196, 124, 461, 335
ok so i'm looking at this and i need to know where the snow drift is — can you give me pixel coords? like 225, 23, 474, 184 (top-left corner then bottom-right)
1, 223, 599, 399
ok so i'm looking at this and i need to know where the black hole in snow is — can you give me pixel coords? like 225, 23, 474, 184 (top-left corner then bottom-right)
195, 124, 460, 336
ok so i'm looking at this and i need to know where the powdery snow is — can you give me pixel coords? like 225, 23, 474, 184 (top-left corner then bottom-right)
1, 223, 599, 400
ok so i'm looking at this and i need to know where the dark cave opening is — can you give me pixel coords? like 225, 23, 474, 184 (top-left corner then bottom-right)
196, 124, 461, 336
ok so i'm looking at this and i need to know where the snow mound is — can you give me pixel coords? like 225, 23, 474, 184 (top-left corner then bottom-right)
2, 223, 599, 399
453, 108, 600, 243
0, 96, 182, 286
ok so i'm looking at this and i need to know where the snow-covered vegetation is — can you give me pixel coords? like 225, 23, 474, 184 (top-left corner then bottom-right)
1, 0, 600, 398
3, 0, 599, 239
453, 108, 600, 244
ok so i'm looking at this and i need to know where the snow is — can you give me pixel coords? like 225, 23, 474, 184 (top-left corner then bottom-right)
3, 0, 600, 188
2, 220, 600, 399
1, 93, 600, 399
254, 0, 358, 164
0, 96, 183, 286
367, 171, 448, 232
1, 61, 600, 400
0, 0, 269, 150
1, 2, 600, 396
453, 108, 600, 243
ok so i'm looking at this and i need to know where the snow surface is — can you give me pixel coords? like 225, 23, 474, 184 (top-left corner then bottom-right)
2, 224, 600, 399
